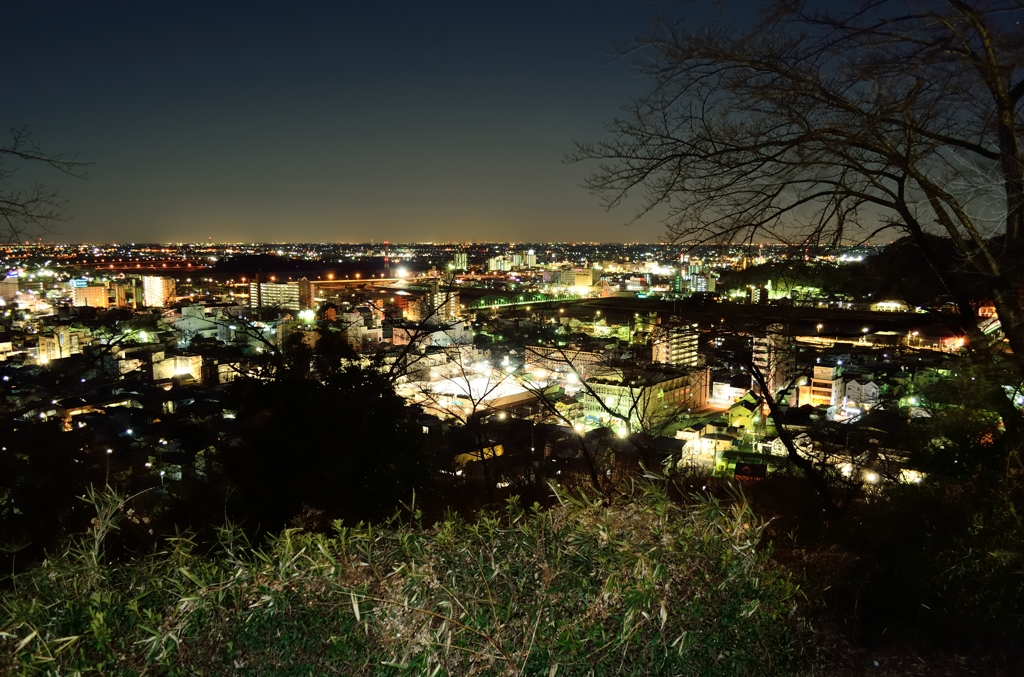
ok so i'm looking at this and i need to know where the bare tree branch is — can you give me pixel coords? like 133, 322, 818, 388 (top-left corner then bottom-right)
0, 127, 90, 243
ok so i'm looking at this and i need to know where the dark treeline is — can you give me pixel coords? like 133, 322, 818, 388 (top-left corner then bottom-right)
719, 235, 998, 308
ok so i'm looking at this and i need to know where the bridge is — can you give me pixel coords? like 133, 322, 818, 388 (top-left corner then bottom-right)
467, 292, 580, 309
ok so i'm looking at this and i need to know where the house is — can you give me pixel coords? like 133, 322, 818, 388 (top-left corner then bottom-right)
727, 393, 762, 430
756, 433, 813, 458
845, 379, 880, 408
676, 420, 740, 459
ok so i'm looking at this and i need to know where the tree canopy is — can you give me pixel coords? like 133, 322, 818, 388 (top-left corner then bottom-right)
575, 0, 1024, 355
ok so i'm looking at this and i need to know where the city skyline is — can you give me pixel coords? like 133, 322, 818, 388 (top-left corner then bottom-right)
5, 1, 765, 245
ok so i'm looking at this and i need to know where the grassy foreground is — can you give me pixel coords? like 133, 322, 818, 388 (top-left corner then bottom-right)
1, 484, 805, 676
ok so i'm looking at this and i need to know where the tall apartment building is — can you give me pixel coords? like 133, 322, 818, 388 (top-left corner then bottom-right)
72, 284, 109, 308
651, 320, 699, 367
672, 258, 712, 296
747, 285, 770, 304
752, 324, 795, 398
0, 275, 18, 303
248, 278, 312, 312
691, 274, 716, 293
487, 256, 511, 272
452, 251, 468, 271
142, 276, 176, 308
111, 281, 140, 308
423, 279, 460, 325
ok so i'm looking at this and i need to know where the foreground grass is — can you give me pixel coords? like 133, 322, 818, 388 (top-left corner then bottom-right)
1, 484, 806, 676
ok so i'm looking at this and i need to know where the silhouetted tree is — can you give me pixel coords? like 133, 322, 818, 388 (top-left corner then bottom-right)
575, 0, 1024, 363
0, 127, 88, 243
218, 367, 426, 535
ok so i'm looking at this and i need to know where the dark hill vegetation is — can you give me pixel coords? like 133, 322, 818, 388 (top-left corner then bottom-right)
718, 235, 996, 307
2, 484, 806, 676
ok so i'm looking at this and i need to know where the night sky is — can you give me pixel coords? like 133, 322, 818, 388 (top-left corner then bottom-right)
7, 1, 746, 244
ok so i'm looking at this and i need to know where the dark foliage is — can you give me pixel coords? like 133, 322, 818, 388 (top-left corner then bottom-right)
218, 369, 427, 535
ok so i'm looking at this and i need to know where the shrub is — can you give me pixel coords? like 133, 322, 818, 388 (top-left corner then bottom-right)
1, 482, 805, 676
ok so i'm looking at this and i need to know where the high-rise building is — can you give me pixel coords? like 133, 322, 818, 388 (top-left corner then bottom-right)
672, 269, 687, 294
72, 285, 109, 308
746, 285, 769, 304
452, 252, 468, 271
424, 279, 460, 325
487, 256, 510, 272
113, 284, 127, 308
691, 274, 715, 293
0, 276, 18, 303
297, 278, 312, 310
142, 276, 176, 308
249, 279, 312, 312
752, 324, 795, 398
652, 320, 699, 367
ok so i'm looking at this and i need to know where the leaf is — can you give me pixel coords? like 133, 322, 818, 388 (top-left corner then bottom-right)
15, 630, 38, 653
350, 591, 361, 622
179, 566, 204, 587
316, 541, 337, 566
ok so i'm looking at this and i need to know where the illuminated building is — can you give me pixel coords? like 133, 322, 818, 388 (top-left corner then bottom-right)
248, 278, 312, 312
808, 366, 844, 407
752, 324, 795, 398
142, 276, 176, 308
582, 366, 711, 432
424, 279, 460, 325
651, 320, 699, 367
0, 276, 18, 303
72, 285, 109, 308
38, 326, 90, 362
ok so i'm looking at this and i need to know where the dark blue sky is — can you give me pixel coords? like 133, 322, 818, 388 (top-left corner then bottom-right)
6, 1, 747, 243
